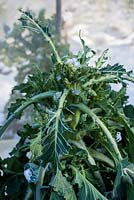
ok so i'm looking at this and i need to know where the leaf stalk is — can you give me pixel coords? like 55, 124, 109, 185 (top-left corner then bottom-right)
0, 91, 55, 138
73, 103, 123, 162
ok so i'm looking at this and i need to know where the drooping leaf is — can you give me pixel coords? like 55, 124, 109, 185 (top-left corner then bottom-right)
19, 9, 62, 64
72, 167, 108, 200
0, 91, 55, 138
50, 169, 76, 200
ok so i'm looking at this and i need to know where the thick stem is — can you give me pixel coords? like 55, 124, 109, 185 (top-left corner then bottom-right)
73, 103, 122, 162
0, 91, 55, 138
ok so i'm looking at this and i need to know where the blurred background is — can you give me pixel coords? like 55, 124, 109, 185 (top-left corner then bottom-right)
0, 0, 134, 157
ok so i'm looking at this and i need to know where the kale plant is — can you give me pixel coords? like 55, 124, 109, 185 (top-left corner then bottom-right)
0, 10, 134, 200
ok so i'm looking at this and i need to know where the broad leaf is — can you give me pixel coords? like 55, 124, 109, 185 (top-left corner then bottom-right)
41, 112, 70, 168
41, 90, 71, 168
50, 170, 76, 200
72, 167, 108, 200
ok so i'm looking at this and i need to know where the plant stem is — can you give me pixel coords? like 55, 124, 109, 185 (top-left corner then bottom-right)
73, 103, 123, 162
83, 75, 117, 88
123, 75, 134, 83
22, 11, 62, 64
88, 148, 115, 168
54, 89, 69, 152
71, 139, 106, 191
35, 166, 45, 200
0, 91, 55, 138
24, 186, 32, 200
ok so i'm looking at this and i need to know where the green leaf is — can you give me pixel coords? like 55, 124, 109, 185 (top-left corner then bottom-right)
19, 9, 62, 64
118, 113, 134, 162
124, 105, 134, 119
72, 167, 108, 200
110, 85, 128, 108
7, 98, 26, 119
78, 31, 95, 64
73, 103, 122, 162
100, 63, 126, 75
41, 90, 70, 168
96, 49, 108, 69
0, 91, 55, 138
50, 169, 77, 200
13, 82, 31, 95
88, 148, 115, 168
49, 192, 63, 200
112, 159, 134, 199
30, 132, 42, 160
127, 185, 134, 200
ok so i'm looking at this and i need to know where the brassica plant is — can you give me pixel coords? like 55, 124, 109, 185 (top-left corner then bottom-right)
0, 10, 134, 200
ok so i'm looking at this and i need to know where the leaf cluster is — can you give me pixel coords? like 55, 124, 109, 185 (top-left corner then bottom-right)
0, 10, 134, 200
